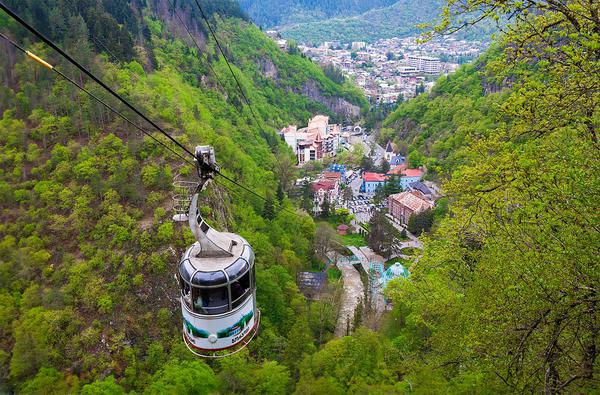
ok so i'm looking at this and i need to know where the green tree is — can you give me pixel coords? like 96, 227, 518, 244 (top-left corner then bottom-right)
144, 360, 218, 394
379, 158, 390, 174
367, 211, 400, 259
263, 196, 276, 220
20, 368, 71, 395
360, 155, 375, 171
81, 376, 125, 395
320, 196, 331, 218
407, 208, 434, 235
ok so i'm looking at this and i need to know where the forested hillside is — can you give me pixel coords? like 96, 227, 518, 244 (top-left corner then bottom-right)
379, 48, 508, 176
275, 0, 496, 45
279, 0, 440, 44
0, 0, 364, 393
1, 0, 598, 393
238, 0, 396, 28
376, 1, 600, 392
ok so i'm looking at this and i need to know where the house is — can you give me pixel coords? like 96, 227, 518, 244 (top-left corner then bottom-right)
337, 224, 349, 235
328, 164, 346, 182
384, 140, 395, 162
407, 181, 432, 197
279, 115, 342, 165
399, 168, 424, 190
311, 179, 338, 214
297, 271, 327, 300
386, 166, 424, 190
361, 172, 387, 193
388, 191, 433, 224
322, 171, 343, 184
389, 155, 405, 169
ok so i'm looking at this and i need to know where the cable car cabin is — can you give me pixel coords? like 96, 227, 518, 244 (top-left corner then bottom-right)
177, 193, 259, 356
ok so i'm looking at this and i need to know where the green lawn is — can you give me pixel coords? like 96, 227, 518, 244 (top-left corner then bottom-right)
340, 232, 367, 246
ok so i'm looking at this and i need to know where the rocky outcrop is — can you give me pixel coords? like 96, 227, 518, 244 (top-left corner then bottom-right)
258, 58, 279, 80
301, 79, 361, 119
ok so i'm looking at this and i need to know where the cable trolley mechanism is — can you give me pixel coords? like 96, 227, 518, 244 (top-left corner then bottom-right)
174, 146, 260, 358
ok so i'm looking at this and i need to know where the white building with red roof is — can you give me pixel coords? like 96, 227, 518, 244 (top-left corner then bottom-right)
361, 172, 388, 193
311, 179, 339, 214
279, 115, 342, 165
388, 191, 433, 224
387, 166, 424, 190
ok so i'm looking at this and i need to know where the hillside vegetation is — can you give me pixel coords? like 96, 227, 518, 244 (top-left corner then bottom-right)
376, 1, 600, 392
277, 0, 496, 45
238, 0, 397, 28
0, 0, 363, 393
379, 49, 509, 176
1, 0, 598, 393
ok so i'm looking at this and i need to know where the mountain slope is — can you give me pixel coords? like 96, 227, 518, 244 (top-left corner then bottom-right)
0, 0, 363, 392
278, 0, 497, 44
279, 0, 440, 44
238, 0, 397, 28
372, 2, 600, 390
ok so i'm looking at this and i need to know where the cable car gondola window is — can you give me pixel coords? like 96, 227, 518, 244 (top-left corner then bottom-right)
179, 275, 192, 309
192, 270, 227, 286
192, 285, 229, 315
230, 270, 251, 308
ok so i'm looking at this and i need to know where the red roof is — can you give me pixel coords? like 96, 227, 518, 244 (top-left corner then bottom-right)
387, 164, 407, 175
323, 172, 341, 180
402, 168, 424, 178
363, 172, 387, 182
311, 180, 336, 191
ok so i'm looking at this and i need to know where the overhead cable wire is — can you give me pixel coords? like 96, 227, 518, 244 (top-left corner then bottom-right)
1, 3, 301, 217
0, 32, 194, 167
0, 1, 196, 160
192, 0, 274, 144
213, 176, 298, 217
166, 0, 227, 92
89, 34, 121, 64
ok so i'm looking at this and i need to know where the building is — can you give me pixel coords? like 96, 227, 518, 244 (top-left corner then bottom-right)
275, 39, 288, 51
297, 271, 327, 300
389, 155, 405, 169
407, 181, 432, 197
322, 171, 342, 185
407, 55, 441, 74
379, 262, 410, 289
384, 140, 395, 162
279, 115, 342, 165
265, 30, 279, 39
328, 164, 346, 182
361, 172, 387, 193
351, 41, 367, 51
399, 168, 424, 190
388, 191, 433, 224
311, 179, 338, 214
386, 166, 423, 190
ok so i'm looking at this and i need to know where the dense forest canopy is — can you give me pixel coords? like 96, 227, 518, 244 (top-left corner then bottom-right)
378, 0, 600, 392
0, 0, 362, 393
0, 0, 598, 393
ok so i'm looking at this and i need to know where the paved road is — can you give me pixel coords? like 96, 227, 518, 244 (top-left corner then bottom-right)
335, 260, 364, 337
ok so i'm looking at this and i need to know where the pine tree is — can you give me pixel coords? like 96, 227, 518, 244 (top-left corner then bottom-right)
321, 196, 331, 218
263, 196, 275, 220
